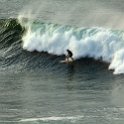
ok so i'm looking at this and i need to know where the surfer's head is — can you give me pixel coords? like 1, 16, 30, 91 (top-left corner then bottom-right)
67, 49, 70, 52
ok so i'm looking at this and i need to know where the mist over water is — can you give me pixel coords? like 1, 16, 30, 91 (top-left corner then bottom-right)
17, 0, 124, 29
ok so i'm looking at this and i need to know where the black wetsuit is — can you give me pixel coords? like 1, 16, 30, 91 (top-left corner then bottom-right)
67, 49, 73, 57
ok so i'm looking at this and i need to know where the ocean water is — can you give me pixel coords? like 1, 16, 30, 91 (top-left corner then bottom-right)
1, 0, 124, 124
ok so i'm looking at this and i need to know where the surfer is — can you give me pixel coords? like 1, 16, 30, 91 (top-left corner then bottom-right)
66, 49, 74, 62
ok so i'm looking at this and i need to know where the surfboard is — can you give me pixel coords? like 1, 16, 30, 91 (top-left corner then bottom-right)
60, 59, 73, 64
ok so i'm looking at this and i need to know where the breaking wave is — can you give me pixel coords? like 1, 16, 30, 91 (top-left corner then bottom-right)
18, 16, 124, 74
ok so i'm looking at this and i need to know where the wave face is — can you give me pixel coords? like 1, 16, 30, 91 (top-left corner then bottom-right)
0, 19, 23, 70
18, 16, 124, 75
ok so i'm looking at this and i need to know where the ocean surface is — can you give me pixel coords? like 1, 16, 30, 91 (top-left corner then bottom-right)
1, 0, 124, 124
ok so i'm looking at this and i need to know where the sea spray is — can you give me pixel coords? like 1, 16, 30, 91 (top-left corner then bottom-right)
18, 17, 124, 74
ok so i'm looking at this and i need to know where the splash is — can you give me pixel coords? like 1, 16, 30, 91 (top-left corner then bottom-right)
18, 17, 124, 74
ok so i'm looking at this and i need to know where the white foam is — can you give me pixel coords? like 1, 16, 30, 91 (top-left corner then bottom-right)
18, 17, 124, 74
20, 115, 84, 122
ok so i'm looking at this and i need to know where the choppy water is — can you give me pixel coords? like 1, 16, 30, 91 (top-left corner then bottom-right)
1, 0, 124, 124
